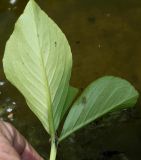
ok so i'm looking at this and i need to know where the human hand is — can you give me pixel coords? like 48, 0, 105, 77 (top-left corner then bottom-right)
0, 121, 44, 160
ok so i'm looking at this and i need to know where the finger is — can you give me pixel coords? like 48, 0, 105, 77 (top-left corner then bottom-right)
0, 122, 20, 160
0, 121, 44, 160
0, 140, 21, 160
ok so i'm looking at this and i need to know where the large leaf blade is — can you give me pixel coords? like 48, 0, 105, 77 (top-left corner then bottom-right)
3, 0, 72, 134
59, 76, 139, 141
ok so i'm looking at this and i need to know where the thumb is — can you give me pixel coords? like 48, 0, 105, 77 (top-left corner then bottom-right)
0, 121, 44, 160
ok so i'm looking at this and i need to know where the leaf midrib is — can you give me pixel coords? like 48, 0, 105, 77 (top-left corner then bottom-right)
29, 2, 54, 135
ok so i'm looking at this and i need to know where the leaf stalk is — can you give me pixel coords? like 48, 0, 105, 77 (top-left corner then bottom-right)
49, 138, 57, 160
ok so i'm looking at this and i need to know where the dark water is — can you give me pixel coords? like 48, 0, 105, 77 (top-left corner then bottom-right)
0, 0, 141, 160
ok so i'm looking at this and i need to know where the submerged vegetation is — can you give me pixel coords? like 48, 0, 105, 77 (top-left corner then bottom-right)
3, 0, 139, 160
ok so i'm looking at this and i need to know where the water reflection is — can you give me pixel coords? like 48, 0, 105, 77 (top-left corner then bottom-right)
0, 81, 5, 86
0, 81, 16, 120
9, 0, 17, 5
0, 96, 16, 120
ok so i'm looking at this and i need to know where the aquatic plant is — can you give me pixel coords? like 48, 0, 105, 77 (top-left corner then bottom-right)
3, 0, 139, 160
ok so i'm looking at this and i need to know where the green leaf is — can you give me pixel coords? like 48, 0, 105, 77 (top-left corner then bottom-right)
3, 0, 72, 134
54, 86, 79, 130
61, 86, 79, 120
53, 85, 79, 130
59, 76, 139, 141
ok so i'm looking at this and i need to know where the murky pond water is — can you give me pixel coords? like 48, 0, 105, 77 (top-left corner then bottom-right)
0, 0, 141, 160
